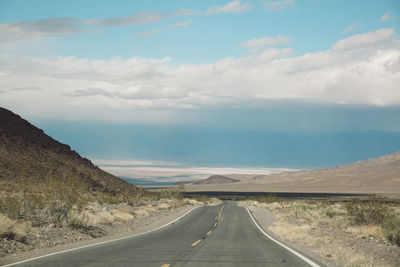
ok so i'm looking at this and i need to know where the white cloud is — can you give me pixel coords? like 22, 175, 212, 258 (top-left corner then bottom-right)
0, 28, 399, 121
0, 18, 81, 43
85, 12, 167, 27
168, 20, 196, 28
264, 0, 295, 12
206, 0, 253, 15
343, 24, 357, 33
241, 35, 292, 53
0, 9, 197, 43
380, 12, 393, 22
333, 28, 394, 51
137, 29, 162, 38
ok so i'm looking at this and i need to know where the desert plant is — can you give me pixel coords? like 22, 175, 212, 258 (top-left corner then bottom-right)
257, 194, 282, 204
326, 210, 346, 218
382, 216, 400, 246
345, 196, 390, 225
160, 183, 185, 200
0, 215, 30, 243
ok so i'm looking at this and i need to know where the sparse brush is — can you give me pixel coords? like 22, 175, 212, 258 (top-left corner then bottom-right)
382, 216, 400, 246
160, 184, 185, 200
257, 195, 282, 204
326, 210, 346, 218
345, 196, 391, 225
0, 215, 30, 243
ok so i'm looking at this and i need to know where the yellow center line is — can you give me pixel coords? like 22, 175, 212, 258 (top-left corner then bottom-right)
161, 264, 170, 267
207, 230, 212, 236
214, 222, 217, 228
192, 239, 202, 246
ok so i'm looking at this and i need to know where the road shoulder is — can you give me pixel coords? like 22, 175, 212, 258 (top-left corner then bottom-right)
240, 202, 329, 267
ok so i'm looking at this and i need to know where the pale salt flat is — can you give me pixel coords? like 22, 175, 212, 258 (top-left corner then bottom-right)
92, 159, 295, 183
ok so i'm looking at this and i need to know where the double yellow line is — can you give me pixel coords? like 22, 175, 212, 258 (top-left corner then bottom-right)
192, 205, 224, 247
165, 206, 225, 266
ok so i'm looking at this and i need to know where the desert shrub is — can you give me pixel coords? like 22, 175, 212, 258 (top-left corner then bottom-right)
345, 197, 390, 225
382, 216, 400, 246
326, 210, 346, 218
0, 215, 30, 243
326, 210, 337, 218
190, 195, 213, 204
0, 196, 24, 219
160, 183, 185, 200
0, 173, 89, 227
257, 194, 282, 204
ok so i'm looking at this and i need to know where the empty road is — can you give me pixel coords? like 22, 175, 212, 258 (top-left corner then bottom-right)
8, 202, 318, 266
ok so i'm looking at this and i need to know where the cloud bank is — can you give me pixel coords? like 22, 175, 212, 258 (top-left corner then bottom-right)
0, 28, 399, 120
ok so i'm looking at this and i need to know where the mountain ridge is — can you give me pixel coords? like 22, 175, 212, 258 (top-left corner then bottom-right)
249, 150, 400, 187
0, 107, 142, 196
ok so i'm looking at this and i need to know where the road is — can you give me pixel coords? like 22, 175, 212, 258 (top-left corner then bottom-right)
9, 202, 318, 267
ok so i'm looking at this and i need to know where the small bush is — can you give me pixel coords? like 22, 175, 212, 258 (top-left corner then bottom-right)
257, 194, 282, 204
345, 197, 390, 225
382, 216, 400, 246
160, 184, 185, 200
0, 215, 30, 243
326, 210, 341, 218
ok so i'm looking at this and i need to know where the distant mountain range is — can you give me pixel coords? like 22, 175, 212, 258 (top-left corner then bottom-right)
186, 151, 400, 193
250, 150, 400, 187
0, 107, 141, 196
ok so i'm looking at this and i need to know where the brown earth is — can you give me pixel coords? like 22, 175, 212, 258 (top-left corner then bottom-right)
242, 200, 400, 267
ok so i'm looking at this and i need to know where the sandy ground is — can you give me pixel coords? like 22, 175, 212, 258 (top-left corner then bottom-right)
243, 203, 331, 267
1, 203, 201, 266
242, 201, 400, 267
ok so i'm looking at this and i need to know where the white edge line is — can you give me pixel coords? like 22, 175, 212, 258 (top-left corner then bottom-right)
245, 207, 320, 267
2, 206, 201, 267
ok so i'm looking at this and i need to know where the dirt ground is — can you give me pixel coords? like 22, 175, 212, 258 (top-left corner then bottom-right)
241, 200, 400, 267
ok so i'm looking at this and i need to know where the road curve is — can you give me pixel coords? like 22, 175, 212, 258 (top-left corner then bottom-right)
8, 202, 318, 267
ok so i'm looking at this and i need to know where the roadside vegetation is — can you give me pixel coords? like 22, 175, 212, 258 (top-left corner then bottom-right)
245, 196, 400, 267
0, 176, 202, 259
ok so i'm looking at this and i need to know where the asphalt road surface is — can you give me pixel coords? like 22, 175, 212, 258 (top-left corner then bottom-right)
10, 202, 317, 267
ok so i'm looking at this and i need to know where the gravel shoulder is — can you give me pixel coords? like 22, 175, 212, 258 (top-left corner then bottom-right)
1, 201, 201, 266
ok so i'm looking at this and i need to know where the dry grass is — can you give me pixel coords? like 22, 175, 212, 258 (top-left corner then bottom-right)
74, 198, 202, 227
0, 215, 31, 243
346, 225, 385, 240
245, 198, 399, 267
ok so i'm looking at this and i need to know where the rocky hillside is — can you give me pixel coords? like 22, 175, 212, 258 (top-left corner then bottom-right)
0, 107, 142, 196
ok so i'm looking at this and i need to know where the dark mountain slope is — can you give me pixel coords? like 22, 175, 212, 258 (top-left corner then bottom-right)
0, 107, 142, 196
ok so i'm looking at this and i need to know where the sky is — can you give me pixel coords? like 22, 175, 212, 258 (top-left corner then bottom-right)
0, 0, 400, 169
